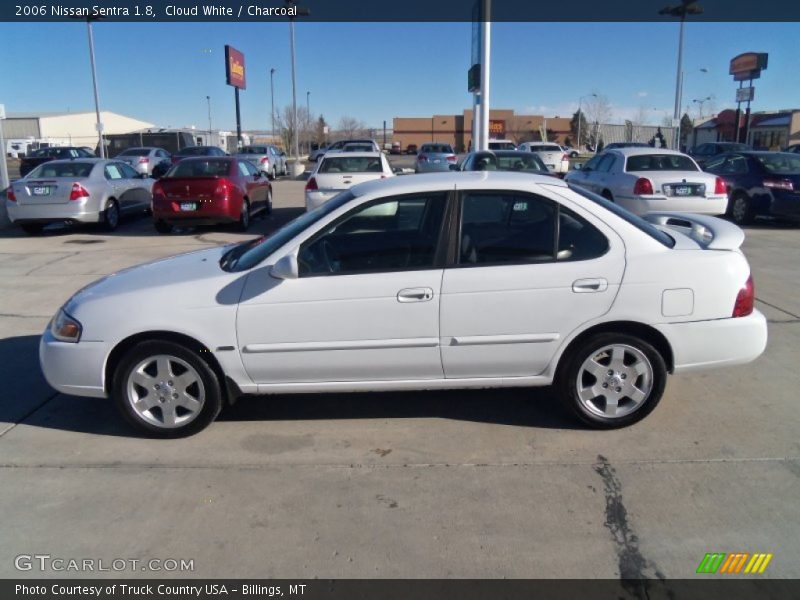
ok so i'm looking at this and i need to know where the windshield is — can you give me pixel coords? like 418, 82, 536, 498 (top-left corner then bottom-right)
27, 162, 96, 178
626, 154, 698, 172
221, 191, 357, 272
240, 146, 267, 154
532, 145, 562, 152
118, 148, 150, 157
178, 147, 214, 156
473, 152, 547, 173
422, 144, 453, 154
319, 156, 382, 173
568, 185, 675, 248
754, 153, 800, 174
167, 159, 231, 177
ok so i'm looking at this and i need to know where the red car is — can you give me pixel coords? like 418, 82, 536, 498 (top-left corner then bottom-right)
152, 157, 272, 233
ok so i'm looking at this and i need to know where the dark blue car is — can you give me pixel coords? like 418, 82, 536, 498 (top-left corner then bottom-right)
703, 151, 800, 225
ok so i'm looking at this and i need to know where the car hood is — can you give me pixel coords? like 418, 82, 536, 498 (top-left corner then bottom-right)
66, 245, 238, 311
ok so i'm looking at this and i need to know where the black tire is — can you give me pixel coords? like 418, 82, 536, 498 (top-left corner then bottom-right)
154, 220, 173, 234
112, 340, 223, 438
265, 188, 273, 215
21, 223, 44, 235
602, 190, 614, 202
730, 192, 755, 225
272, 166, 278, 180
556, 333, 667, 429
103, 199, 120, 232
237, 199, 251, 231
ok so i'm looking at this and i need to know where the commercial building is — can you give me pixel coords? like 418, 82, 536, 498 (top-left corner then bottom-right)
3, 110, 154, 156
691, 108, 800, 150
393, 109, 573, 153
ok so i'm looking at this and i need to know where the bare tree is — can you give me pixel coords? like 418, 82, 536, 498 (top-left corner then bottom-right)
275, 104, 316, 154
336, 116, 366, 140
633, 105, 652, 126
584, 94, 612, 147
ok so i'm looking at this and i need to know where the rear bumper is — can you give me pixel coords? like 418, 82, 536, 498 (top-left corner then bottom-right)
767, 191, 800, 221
152, 195, 240, 224
416, 163, 451, 172
617, 194, 728, 216
305, 190, 340, 211
6, 198, 103, 224
656, 310, 768, 374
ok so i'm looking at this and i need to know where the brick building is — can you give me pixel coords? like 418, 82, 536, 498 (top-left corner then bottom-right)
393, 109, 573, 153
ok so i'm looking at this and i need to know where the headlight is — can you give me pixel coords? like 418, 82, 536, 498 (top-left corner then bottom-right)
50, 308, 82, 343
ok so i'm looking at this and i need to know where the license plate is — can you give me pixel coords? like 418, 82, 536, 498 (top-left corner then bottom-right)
180, 202, 197, 211
673, 186, 691, 196
432, 159, 441, 163
32, 186, 50, 196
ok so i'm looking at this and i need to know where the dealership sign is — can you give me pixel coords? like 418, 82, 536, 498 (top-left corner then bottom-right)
729, 52, 768, 81
736, 87, 755, 103
489, 120, 505, 136
225, 45, 246, 89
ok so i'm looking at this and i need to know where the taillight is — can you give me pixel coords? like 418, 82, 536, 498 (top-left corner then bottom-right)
69, 183, 90, 201
260, 157, 269, 165
633, 177, 654, 195
152, 182, 164, 198
305, 177, 318, 192
446, 155, 457, 162
763, 179, 794, 191
562, 153, 569, 161
5, 187, 16, 202
714, 176, 727, 195
137, 157, 149, 164
214, 179, 232, 197
418, 154, 428, 162
732, 275, 754, 318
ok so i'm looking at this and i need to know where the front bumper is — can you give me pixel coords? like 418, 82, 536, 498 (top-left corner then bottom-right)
39, 327, 108, 398
6, 198, 103, 224
656, 310, 768, 373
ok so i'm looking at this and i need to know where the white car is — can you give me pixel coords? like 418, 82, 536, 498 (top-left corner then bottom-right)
565, 148, 729, 216
518, 142, 570, 175
305, 151, 394, 211
488, 139, 517, 151
309, 139, 380, 162
40, 172, 767, 437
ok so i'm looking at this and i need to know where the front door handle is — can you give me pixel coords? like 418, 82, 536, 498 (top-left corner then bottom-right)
572, 278, 608, 293
397, 287, 434, 303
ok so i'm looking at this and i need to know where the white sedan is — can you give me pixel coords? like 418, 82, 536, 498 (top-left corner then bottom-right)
565, 148, 729, 216
40, 172, 767, 437
305, 151, 394, 211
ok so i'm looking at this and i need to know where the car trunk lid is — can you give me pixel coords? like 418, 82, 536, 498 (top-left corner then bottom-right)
14, 178, 86, 205
158, 177, 221, 200
313, 172, 381, 192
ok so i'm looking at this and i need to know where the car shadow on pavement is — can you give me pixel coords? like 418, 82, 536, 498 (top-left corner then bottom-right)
220, 387, 580, 430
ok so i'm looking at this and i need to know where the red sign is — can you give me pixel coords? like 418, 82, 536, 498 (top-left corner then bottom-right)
729, 52, 768, 81
225, 45, 246, 90
489, 119, 505, 136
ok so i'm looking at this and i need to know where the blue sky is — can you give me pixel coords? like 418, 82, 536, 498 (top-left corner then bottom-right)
1, 21, 797, 131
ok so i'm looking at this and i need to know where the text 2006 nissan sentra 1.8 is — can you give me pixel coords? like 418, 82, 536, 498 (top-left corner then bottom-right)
40, 172, 767, 437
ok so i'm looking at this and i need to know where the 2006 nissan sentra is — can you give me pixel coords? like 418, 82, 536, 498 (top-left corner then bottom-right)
40, 172, 767, 436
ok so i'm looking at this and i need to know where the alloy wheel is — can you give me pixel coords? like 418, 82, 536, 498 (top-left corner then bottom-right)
575, 344, 653, 419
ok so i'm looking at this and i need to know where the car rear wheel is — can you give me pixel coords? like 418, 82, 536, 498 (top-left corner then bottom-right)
21, 223, 44, 235
272, 166, 278, 180
113, 340, 222, 437
730, 193, 755, 225
237, 199, 251, 231
602, 190, 614, 202
557, 333, 667, 428
103, 199, 120, 231
265, 189, 273, 215
154, 220, 173, 234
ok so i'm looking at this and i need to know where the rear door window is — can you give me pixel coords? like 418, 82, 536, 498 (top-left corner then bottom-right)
104, 164, 125, 180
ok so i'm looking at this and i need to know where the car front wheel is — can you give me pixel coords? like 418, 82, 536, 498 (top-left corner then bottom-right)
113, 340, 223, 437
557, 333, 666, 428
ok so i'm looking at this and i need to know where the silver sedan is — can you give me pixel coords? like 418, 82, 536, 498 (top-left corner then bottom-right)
6, 158, 153, 235
115, 147, 172, 176
234, 145, 287, 179
414, 142, 457, 173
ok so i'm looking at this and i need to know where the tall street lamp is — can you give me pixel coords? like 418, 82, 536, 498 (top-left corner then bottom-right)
306, 91, 311, 154
659, 0, 703, 149
577, 93, 597, 151
71, 14, 106, 157
206, 96, 212, 144
270, 68, 276, 144
692, 95, 712, 119
286, 0, 310, 171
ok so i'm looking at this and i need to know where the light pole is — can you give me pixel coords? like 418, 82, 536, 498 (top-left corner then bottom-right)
477, 0, 491, 151
270, 68, 276, 144
577, 93, 597, 152
692, 95, 712, 119
660, 1, 703, 149
306, 91, 311, 155
286, 1, 310, 171
206, 96, 212, 144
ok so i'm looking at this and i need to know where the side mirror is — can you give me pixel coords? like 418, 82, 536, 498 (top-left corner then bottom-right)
448, 163, 459, 171
270, 254, 299, 280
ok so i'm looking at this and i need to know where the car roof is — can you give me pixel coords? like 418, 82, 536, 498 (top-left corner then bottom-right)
177, 156, 234, 161
609, 147, 688, 157
351, 171, 566, 197
525, 141, 559, 145
468, 150, 537, 157
322, 151, 383, 158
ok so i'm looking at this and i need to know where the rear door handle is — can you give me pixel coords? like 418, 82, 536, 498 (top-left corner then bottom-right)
397, 287, 434, 302
572, 278, 608, 293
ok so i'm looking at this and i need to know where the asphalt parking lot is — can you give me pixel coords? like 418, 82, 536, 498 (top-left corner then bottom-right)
0, 175, 798, 581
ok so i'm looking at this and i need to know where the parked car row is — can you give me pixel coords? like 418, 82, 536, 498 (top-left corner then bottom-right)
6, 155, 274, 235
